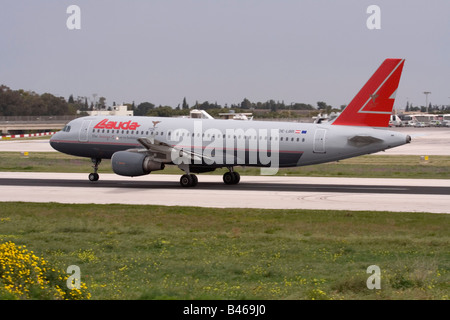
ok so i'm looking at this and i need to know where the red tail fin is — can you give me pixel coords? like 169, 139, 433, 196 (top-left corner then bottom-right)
332, 59, 405, 127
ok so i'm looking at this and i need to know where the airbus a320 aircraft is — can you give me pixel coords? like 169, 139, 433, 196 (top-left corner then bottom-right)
50, 58, 410, 187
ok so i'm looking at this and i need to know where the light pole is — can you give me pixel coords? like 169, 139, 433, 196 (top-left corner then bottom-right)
423, 91, 431, 113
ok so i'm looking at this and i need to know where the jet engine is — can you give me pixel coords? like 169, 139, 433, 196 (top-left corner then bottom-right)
111, 151, 164, 177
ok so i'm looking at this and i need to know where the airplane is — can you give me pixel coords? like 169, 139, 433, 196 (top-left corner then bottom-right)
50, 58, 411, 187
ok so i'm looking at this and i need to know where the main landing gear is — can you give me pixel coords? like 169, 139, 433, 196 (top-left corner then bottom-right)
180, 174, 198, 187
223, 169, 240, 185
88, 158, 101, 182
178, 167, 241, 187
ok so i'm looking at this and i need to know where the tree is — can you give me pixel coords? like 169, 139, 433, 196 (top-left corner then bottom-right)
182, 97, 189, 110
0, 85, 76, 116
317, 101, 332, 114
240, 98, 252, 109
135, 102, 155, 116
98, 97, 106, 109
317, 101, 327, 110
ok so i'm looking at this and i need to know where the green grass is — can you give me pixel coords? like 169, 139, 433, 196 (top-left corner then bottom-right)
1, 150, 449, 300
1, 152, 449, 179
0, 202, 448, 300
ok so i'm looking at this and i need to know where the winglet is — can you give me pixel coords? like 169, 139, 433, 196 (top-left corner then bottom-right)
332, 59, 405, 127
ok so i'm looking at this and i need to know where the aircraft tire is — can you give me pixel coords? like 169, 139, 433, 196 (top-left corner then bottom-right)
180, 174, 194, 187
232, 172, 240, 184
89, 173, 99, 182
223, 172, 234, 184
190, 174, 198, 187
223, 172, 240, 185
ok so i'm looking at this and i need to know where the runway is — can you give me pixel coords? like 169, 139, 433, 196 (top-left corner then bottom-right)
0, 172, 449, 214
1, 127, 449, 213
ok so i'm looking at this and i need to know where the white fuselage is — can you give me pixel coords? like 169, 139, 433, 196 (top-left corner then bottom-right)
50, 115, 410, 170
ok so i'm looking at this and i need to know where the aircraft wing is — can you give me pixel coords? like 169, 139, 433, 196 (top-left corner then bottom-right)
136, 137, 207, 163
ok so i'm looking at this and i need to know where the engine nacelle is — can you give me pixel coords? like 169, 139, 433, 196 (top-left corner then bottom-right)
111, 151, 164, 177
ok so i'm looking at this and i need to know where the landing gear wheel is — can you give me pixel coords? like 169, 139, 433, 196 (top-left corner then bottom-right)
89, 158, 102, 182
180, 174, 198, 187
88, 173, 99, 182
190, 174, 198, 187
232, 172, 240, 184
223, 171, 240, 185
223, 172, 234, 184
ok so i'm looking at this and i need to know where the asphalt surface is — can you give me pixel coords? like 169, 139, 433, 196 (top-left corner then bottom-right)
0, 176, 449, 195
0, 127, 449, 213
0, 173, 449, 213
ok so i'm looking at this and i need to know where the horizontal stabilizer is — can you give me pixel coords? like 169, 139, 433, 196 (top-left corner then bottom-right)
348, 135, 383, 147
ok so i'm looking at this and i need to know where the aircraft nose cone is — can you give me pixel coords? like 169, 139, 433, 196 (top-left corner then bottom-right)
49, 132, 61, 150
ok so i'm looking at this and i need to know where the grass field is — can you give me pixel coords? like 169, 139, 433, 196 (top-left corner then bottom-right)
0, 202, 448, 300
1, 151, 448, 300
1, 152, 450, 179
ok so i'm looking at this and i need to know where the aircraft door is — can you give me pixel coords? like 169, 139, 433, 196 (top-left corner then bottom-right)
313, 129, 326, 153
79, 120, 92, 142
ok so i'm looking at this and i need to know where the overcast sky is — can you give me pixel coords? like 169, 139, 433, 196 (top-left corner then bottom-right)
1, 0, 449, 110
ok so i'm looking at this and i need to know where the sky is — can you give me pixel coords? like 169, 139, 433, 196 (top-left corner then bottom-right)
1, 0, 449, 110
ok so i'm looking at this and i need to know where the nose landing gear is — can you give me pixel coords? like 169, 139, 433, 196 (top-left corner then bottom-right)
88, 158, 101, 182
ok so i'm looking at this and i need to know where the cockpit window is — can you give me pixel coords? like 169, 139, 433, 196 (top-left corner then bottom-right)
62, 125, 71, 132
